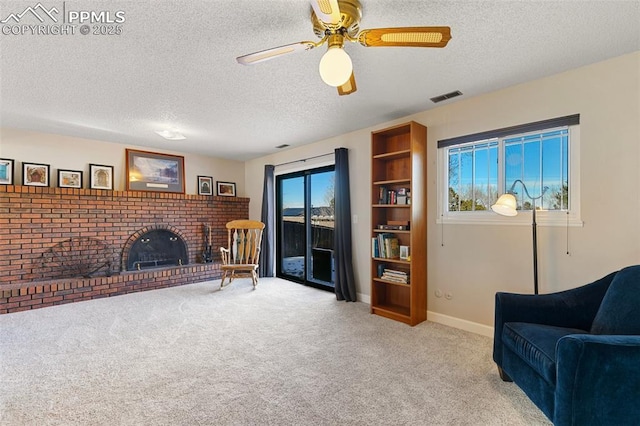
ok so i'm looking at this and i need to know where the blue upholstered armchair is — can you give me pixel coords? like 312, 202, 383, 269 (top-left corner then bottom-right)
493, 265, 640, 425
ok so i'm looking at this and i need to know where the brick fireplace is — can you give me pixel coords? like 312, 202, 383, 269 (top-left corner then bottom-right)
0, 185, 249, 313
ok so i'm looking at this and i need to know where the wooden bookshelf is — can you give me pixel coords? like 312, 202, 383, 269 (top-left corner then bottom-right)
370, 121, 427, 326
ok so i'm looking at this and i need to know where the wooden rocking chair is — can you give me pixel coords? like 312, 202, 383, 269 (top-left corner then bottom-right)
219, 220, 265, 289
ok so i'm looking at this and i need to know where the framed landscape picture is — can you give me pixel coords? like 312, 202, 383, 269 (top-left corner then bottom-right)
198, 176, 213, 195
0, 158, 14, 185
216, 181, 236, 197
89, 164, 114, 190
58, 169, 83, 188
23, 162, 50, 187
126, 149, 185, 193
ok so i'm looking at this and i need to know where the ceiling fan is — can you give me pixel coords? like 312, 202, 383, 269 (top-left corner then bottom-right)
236, 0, 451, 96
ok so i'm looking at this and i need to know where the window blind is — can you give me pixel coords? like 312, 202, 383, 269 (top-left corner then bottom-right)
437, 114, 580, 149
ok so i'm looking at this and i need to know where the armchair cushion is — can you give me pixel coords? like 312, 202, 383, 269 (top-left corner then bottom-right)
502, 322, 588, 386
591, 265, 640, 335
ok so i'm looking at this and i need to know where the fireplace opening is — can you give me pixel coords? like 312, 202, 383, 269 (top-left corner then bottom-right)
125, 229, 188, 271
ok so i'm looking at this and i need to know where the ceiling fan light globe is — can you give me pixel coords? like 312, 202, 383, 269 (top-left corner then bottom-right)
319, 47, 353, 87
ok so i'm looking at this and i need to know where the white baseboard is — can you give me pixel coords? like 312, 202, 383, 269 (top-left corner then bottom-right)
358, 293, 370, 305
358, 294, 494, 338
427, 311, 494, 337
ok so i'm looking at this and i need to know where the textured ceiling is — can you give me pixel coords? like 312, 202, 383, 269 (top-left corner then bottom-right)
1, 0, 638, 161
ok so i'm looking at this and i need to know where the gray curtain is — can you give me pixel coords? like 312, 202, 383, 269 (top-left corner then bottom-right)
259, 165, 275, 277
334, 148, 357, 301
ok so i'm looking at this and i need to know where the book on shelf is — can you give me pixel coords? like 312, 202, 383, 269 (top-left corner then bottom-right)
378, 186, 388, 204
374, 233, 400, 259
383, 268, 408, 276
383, 189, 396, 204
381, 268, 410, 284
383, 270, 408, 279
378, 187, 410, 205
385, 237, 400, 259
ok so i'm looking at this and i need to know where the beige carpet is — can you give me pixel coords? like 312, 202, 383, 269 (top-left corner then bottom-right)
0, 277, 550, 425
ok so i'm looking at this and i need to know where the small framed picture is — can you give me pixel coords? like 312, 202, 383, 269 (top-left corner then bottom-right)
216, 181, 236, 197
23, 162, 50, 187
399, 245, 410, 261
198, 176, 213, 195
0, 158, 14, 185
89, 164, 114, 190
58, 169, 83, 188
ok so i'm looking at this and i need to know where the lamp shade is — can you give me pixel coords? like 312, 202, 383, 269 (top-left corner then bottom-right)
319, 46, 353, 87
491, 193, 518, 216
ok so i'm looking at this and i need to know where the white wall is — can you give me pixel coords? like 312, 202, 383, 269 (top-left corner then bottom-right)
0, 128, 245, 196
245, 52, 640, 328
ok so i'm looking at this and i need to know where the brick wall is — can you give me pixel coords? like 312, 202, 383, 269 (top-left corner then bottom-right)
0, 185, 250, 313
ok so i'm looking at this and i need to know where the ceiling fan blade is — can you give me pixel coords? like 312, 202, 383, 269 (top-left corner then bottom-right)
237, 41, 318, 65
337, 72, 357, 96
358, 26, 451, 48
310, 0, 341, 25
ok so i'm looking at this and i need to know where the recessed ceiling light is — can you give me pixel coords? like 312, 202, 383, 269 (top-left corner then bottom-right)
155, 129, 186, 140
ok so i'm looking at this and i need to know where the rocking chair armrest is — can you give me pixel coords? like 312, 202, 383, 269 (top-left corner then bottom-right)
219, 247, 229, 265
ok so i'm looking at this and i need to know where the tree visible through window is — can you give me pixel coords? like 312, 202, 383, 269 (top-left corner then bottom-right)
447, 128, 569, 212
448, 141, 498, 211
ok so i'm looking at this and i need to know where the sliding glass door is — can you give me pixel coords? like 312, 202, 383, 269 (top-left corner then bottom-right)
276, 165, 335, 290
278, 173, 306, 281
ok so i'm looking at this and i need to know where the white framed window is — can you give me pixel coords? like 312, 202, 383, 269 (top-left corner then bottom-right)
437, 115, 582, 226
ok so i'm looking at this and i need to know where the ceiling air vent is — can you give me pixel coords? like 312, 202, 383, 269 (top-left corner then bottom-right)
276, 144, 289, 149
430, 90, 463, 103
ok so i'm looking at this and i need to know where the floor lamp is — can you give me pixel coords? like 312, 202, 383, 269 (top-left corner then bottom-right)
491, 180, 548, 295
